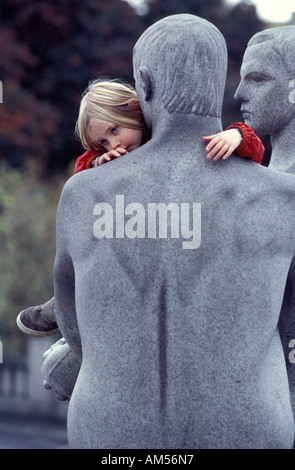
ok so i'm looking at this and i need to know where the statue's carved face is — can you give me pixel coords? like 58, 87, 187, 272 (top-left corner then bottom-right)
234, 43, 294, 135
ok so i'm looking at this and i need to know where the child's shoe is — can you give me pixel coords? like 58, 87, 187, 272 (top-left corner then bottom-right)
16, 297, 59, 337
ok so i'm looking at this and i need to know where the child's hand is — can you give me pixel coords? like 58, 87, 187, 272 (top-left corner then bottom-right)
203, 129, 242, 161
92, 148, 128, 167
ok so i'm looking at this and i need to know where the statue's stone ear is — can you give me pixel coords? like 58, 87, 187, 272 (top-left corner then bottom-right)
140, 66, 152, 102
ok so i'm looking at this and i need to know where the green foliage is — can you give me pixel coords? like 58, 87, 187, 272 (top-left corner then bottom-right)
0, 163, 65, 355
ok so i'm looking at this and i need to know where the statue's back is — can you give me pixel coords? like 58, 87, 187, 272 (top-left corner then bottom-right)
61, 137, 295, 448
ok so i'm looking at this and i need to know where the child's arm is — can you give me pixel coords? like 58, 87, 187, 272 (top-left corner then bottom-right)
74, 149, 99, 174
92, 148, 128, 167
74, 147, 127, 174
203, 128, 242, 161
203, 122, 264, 163
226, 122, 264, 163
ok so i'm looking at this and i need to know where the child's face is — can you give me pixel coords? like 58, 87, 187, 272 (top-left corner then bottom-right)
90, 119, 143, 153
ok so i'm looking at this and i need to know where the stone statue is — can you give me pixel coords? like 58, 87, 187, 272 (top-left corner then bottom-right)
42, 338, 80, 401
234, 25, 295, 419
235, 26, 295, 173
43, 15, 295, 448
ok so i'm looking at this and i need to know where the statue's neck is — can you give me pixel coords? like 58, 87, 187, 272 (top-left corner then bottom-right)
268, 121, 295, 174
151, 113, 223, 146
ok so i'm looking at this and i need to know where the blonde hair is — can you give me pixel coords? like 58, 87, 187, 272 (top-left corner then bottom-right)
76, 79, 145, 152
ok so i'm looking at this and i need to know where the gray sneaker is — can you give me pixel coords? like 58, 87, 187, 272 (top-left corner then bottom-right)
16, 297, 59, 337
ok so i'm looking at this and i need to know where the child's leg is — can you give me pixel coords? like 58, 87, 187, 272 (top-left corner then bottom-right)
16, 297, 59, 337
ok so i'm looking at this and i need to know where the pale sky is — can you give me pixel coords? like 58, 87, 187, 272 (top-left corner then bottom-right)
127, 0, 295, 23
225, 0, 295, 23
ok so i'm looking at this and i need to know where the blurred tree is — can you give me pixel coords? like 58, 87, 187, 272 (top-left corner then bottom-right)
0, 0, 270, 173
143, 0, 224, 24
0, 162, 66, 355
0, 0, 144, 174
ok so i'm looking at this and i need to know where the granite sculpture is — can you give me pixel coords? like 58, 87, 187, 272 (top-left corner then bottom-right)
41, 337, 80, 401
42, 16, 295, 448
234, 25, 295, 418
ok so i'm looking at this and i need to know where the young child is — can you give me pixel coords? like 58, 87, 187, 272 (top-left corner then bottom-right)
16, 79, 264, 337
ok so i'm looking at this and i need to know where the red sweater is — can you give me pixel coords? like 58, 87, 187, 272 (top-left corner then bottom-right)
226, 122, 264, 164
74, 149, 99, 174
74, 122, 264, 174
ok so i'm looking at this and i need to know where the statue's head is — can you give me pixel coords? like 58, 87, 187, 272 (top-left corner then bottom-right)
234, 26, 295, 135
133, 14, 228, 129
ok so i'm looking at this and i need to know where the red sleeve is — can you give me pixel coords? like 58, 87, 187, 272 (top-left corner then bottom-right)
226, 122, 265, 164
74, 149, 98, 174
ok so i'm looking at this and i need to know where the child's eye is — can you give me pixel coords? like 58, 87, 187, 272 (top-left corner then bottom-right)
112, 126, 119, 135
101, 139, 108, 145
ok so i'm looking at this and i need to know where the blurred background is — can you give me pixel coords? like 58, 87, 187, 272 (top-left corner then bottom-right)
0, 0, 294, 449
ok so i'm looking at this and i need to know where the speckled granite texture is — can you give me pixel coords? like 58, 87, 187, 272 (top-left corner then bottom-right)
235, 25, 295, 433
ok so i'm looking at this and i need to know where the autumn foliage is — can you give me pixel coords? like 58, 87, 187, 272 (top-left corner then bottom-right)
0, 0, 266, 175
